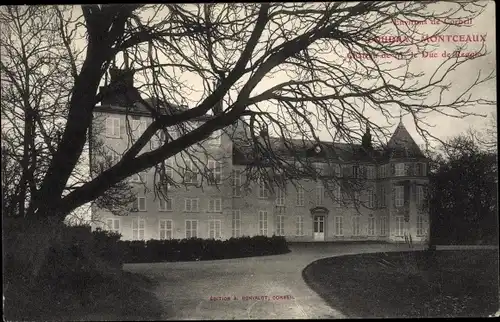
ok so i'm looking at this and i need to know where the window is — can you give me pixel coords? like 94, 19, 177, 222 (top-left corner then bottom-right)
130, 119, 147, 139
379, 164, 387, 178
258, 210, 268, 236
159, 219, 173, 240
379, 186, 386, 207
276, 188, 285, 206
379, 216, 388, 236
316, 184, 324, 206
183, 160, 198, 184
296, 186, 304, 206
208, 198, 222, 212
352, 165, 359, 178
416, 163, 427, 176
368, 215, 375, 236
208, 220, 222, 239
136, 196, 147, 212
352, 215, 361, 236
106, 117, 121, 138
366, 166, 376, 179
367, 189, 375, 208
395, 185, 404, 208
185, 220, 198, 238
108, 149, 120, 165
295, 216, 304, 236
396, 216, 405, 236
416, 185, 425, 207
158, 198, 173, 212
184, 198, 199, 212
395, 163, 405, 176
232, 170, 242, 197
333, 184, 341, 205
258, 178, 270, 199
276, 215, 285, 236
106, 218, 120, 234
417, 216, 424, 236
130, 173, 141, 183
164, 158, 174, 187
208, 160, 222, 184
333, 164, 341, 178
335, 216, 343, 236
132, 218, 145, 240
232, 210, 241, 237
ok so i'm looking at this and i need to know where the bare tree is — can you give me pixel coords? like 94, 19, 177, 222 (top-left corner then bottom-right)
0, 3, 495, 281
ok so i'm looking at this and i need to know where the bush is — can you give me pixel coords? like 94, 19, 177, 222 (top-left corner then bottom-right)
121, 235, 290, 263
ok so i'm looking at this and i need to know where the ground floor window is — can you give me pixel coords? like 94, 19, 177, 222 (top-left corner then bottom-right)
416, 216, 424, 236
352, 215, 361, 236
208, 219, 222, 239
106, 218, 120, 234
232, 210, 241, 237
379, 216, 388, 236
185, 220, 198, 238
368, 215, 375, 236
258, 211, 268, 236
159, 219, 173, 239
132, 218, 145, 240
276, 215, 285, 236
395, 216, 405, 237
295, 216, 304, 236
335, 216, 343, 236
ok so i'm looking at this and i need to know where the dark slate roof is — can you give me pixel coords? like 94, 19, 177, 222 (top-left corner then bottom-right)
386, 121, 426, 158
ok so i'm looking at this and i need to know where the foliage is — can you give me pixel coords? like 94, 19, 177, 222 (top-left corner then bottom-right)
121, 235, 290, 263
428, 133, 498, 245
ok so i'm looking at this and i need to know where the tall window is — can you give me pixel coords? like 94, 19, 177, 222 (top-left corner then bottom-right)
333, 164, 341, 178
136, 196, 147, 212
352, 165, 360, 178
367, 189, 375, 208
335, 216, 343, 236
368, 215, 375, 236
395, 163, 405, 176
395, 186, 404, 208
108, 149, 120, 165
316, 184, 324, 206
132, 218, 145, 240
416, 216, 424, 236
379, 216, 388, 236
208, 220, 222, 239
295, 216, 304, 236
158, 198, 173, 212
208, 198, 222, 212
366, 166, 376, 179
379, 186, 386, 207
258, 210, 268, 235
106, 117, 121, 138
208, 160, 222, 184
416, 163, 427, 176
296, 186, 304, 206
232, 170, 242, 197
232, 210, 241, 237
184, 198, 199, 212
131, 119, 147, 139
185, 220, 198, 238
333, 184, 341, 206
106, 218, 120, 234
276, 187, 285, 206
184, 160, 198, 184
208, 129, 221, 145
159, 220, 173, 240
276, 215, 285, 236
164, 158, 174, 187
352, 215, 361, 236
396, 216, 405, 236
416, 185, 424, 207
258, 178, 270, 199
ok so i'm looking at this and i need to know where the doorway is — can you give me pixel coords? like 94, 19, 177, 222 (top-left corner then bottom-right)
313, 215, 325, 241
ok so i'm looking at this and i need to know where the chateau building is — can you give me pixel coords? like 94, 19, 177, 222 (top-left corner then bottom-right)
90, 69, 430, 244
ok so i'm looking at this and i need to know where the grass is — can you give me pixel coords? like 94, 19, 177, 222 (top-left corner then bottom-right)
302, 249, 499, 318
4, 268, 164, 321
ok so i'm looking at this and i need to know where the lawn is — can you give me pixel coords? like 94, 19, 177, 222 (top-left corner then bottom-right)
4, 269, 164, 321
302, 249, 499, 318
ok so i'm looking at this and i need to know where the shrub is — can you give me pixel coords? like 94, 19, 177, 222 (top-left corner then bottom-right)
121, 235, 290, 263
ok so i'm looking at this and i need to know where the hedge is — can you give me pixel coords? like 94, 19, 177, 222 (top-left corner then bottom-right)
121, 235, 290, 263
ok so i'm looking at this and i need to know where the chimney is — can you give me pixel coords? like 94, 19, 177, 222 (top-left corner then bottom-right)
361, 122, 372, 151
100, 68, 141, 106
212, 79, 223, 115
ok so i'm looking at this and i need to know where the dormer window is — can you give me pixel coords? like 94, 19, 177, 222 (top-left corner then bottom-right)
314, 145, 322, 154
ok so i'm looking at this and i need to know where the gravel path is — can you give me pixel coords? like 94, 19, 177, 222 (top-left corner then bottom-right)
124, 243, 425, 320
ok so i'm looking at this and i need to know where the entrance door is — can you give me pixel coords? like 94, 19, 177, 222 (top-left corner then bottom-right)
313, 215, 325, 241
